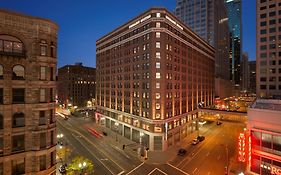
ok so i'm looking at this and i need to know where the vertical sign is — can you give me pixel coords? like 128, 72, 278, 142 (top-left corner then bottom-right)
238, 133, 246, 162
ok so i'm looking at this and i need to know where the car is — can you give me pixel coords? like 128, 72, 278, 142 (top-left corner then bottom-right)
177, 148, 187, 156
216, 121, 222, 125
59, 164, 67, 174
197, 136, 205, 142
192, 139, 200, 145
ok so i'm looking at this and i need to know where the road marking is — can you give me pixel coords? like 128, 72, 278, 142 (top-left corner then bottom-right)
167, 163, 189, 175
58, 119, 125, 171
100, 158, 108, 161
192, 168, 198, 174
126, 162, 144, 175
117, 170, 125, 175
148, 168, 168, 175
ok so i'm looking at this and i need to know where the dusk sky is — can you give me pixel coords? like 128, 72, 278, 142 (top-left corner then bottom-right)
1, 0, 256, 68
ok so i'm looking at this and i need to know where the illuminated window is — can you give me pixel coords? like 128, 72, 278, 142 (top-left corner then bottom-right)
143, 44, 146, 51
156, 52, 161, 59
0, 65, 3, 79
156, 73, 160, 79
40, 45, 47, 56
156, 13, 161, 17
156, 32, 161, 38
156, 93, 160, 99
166, 44, 169, 50
12, 65, 25, 80
40, 89, 46, 102
156, 113, 161, 119
156, 42, 160, 48
156, 103, 160, 109
156, 62, 160, 68
156, 82, 160, 89
156, 22, 161, 28
0, 35, 23, 54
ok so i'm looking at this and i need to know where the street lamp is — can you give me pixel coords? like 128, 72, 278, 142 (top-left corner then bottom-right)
79, 162, 87, 175
139, 132, 144, 155
115, 122, 119, 142
57, 133, 64, 139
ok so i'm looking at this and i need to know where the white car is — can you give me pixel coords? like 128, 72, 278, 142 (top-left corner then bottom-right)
192, 139, 200, 145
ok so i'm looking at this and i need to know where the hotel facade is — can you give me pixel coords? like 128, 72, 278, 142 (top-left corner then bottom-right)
0, 10, 57, 174
247, 99, 281, 175
96, 8, 215, 151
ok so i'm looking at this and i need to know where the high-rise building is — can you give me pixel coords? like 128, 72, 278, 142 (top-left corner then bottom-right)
256, 0, 281, 98
241, 53, 250, 91
247, 99, 281, 174
96, 8, 215, 151
249, 61, 256, 94
58, 63, 96, 107
175, 0, 231, 98
0, 10, 57, 174
225, 0, 242, 86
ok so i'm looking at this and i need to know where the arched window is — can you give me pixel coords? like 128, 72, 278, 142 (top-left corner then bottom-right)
12, 65, 25, 80
0, 65, 3, 79
0, 35, 23, 54
0, 114, 3, 129
12, 112, 25, 128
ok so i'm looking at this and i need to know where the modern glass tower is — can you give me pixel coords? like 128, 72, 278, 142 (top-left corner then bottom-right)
175, 0, 231, 97
225, 0, 242, 86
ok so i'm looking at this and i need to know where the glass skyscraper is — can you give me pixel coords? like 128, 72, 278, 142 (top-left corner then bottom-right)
225, 0, 242, 86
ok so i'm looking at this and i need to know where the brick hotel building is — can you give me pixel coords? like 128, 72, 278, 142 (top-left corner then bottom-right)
0, 10, 57, 174
96, 8, 215, 151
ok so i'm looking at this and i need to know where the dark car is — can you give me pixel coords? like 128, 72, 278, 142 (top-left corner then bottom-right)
59, 164, 67, 174
197, 136, 205, 142
177, 148, 187, 156
216, 121, 222, 125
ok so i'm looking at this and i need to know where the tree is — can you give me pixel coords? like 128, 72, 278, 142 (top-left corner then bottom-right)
66, 156, 94, 175
57, 147, 72, 163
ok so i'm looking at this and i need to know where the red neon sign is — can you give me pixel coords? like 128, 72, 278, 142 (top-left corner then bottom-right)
248, 136, 251, 168
271, 166, 281, 175
238, 133, 246, 162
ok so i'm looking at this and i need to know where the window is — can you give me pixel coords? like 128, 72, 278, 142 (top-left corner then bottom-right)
260, 14, 266, 18
50, 109, 55, 123
260, 45, 267, 50
269, 36, 276, 41
39, 155, 46, 171
0, 35, 23, 54
40, 89, 46, 102
260, 29, 266, 34
156, 22, 161, 28
12, 159, 25, 175
260, 0, 266, 3
156, 82, 160, 89
51, 130, 54, 145
156, 93, 160, 99
156, 62, 160, 68
269, 28, 276, 33
40, 45, 47, 56
51, 151, 55, 166
260, 53, 267, 58
269, 44, 276, 49
40, 66, 46, 80
50, 88, 54, 101
156, 103, 160, 110
156, 42, 160, 48
156, 73, 160, 79
260, 21, 267, 26
12, 135, 25, 152
260, 85, 266, 89
269, 11, 276, 17
156, 12, 161, 17
269, 19, 276, 25
12, 65, 25, 80
0, 137, 3, 155
40, 132, 46, 148
50, 67, 54, 81
12, 88, 25, 103
12, 113, 25, 128
39, 111, 46, 125
0, 65, 3, 79
156, 52, 161, 59
260, 37, 267, 42
0, 89, 2, 104
0, 114, 3, 129
156, 32, 161, 38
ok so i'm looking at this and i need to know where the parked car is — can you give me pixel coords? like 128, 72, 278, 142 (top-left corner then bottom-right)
59, 164, 67, 174
216, 121, 222, 125
192, 139, 200, 145
177, 148, 187, 156
197, 136, 205, 142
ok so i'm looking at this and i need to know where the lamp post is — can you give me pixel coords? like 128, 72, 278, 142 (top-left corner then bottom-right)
115, 122, 119, 142
78, 161, 87, 175
57, 133, 68, 165
139, 132, 144, 156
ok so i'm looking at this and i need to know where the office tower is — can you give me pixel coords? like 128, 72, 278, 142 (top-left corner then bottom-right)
58, 63, 96, 107
241, 53, 250, 91
257, 0, 281, 98
225, 0, 242, 86
175, 0, 231, 98
247, 99, 281, 174
249, 61, 256, 94
96, 8, 215, 151
0, 10, 57, 174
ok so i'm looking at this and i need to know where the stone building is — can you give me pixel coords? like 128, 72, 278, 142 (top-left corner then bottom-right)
58, 63, 96, 107
96, 8, 215, 151
0, 10, 57, 174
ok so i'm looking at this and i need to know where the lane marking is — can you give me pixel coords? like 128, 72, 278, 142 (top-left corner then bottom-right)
167, 163, 189, 175
100, 158, 108, 161
58, 119, 125, 171
192, 168, 198, 174
117, 170, 125, 175
126, 162, 144, 175
148, 168, 168, 175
